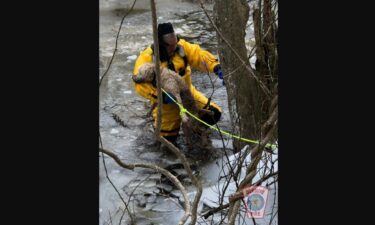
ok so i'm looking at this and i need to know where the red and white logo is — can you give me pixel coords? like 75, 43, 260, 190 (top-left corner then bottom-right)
243, 186, 269, 218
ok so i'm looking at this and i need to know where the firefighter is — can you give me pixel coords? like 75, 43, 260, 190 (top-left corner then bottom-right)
133, 22, 224, 146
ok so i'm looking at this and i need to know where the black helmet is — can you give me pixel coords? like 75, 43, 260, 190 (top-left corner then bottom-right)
158, 22, 174, 38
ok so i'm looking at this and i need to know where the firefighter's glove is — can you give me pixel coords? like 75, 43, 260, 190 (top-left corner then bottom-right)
214, 65, 225, 85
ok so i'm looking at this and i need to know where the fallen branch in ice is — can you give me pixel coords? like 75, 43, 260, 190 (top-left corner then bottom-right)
158, 136, 203, 225
99, 147, 191, 225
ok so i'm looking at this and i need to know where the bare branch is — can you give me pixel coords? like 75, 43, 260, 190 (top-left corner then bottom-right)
120, 174, 152, 225
202, 171, 278, 219
100, 148, 135, 170
99, 0, 137, 87
150, 0, 163, 136
227, 103, 278, 224
99, 147, 191, 225
158, 136, 202, 225
199, 0, 272, 98
100, 150, 134, 224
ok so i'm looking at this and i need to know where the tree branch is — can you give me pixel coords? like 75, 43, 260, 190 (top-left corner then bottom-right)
202, 171, 278, 219
227, 96, 278, 224
99, 147, 191, 225
199, 0, 271, 98
158, 136, 202, 225
150, 0, 162, 136
99, 0, 137, 87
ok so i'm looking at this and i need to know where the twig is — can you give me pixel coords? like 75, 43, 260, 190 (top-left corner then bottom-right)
201, 171, 278, 219
99, 147, 191, 225
119, 174, 152, 225
158, 136, 202, 225
227, 104, 278, 225
99, 3, 139, 221
199, 0, 271, 98
99, 0, 137, 87
100, 150, 134, 223
150, 0, 162, 136
108, 210, 113, 225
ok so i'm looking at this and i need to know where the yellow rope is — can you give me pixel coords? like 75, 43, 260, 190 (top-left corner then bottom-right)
162, 88, 277, 149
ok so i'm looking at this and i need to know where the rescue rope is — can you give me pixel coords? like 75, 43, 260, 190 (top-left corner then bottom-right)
162, 88, 277, 149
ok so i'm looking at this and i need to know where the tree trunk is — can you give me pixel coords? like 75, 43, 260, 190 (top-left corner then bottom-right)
214, 0, 256, 151
253, 0, 278, 138
214, 0, 278, 151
